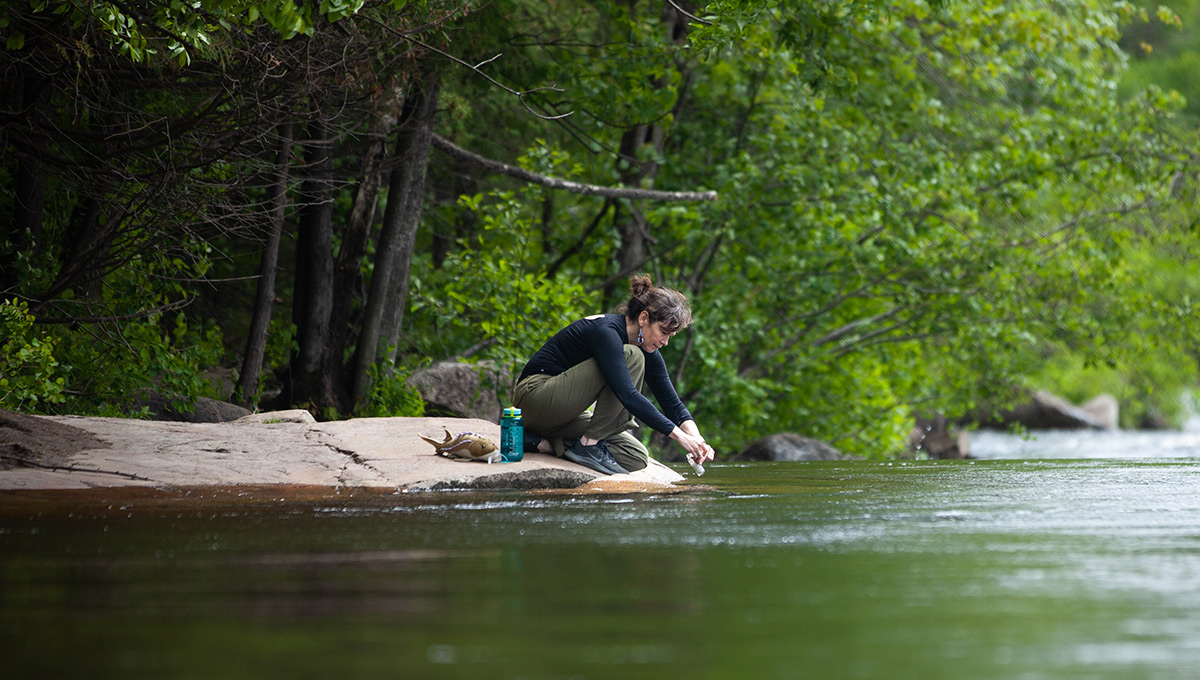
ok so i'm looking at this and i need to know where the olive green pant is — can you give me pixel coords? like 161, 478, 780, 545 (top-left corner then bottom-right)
513, 345, 651, 471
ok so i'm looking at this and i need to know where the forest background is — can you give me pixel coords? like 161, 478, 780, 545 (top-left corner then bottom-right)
3, 0, 1200, 459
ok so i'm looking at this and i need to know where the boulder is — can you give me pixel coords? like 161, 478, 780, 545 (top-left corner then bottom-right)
184, 397, 253, 423
408, 360, 507, 422
732, 433, 857, 462
1081, 394, 1119, 430
201, 367, 238, 401
137, 391, 252, 423
966, 390, 1112, 431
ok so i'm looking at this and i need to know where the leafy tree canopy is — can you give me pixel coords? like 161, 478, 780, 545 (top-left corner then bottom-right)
3, 0, 1198, 459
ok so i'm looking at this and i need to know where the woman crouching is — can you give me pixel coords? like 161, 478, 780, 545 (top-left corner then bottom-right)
514, 274, 716, 475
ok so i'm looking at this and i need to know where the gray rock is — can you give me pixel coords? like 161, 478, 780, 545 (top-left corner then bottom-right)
0, 408, 110, 470
1081, 394, 1119, 430
408, 360, 508, 422
733, 433, 856, 462
235, 409, 317, 425
186, 397, 253, 423
139, 391, 252, 423
201, 367, 238, 401
969, 390, 1110, 430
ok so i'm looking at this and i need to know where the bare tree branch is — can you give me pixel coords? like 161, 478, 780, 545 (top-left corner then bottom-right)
813, 306, 905, 348
666, 0, 713, 27
35, 298, 192, 324
432, 134, 718, 202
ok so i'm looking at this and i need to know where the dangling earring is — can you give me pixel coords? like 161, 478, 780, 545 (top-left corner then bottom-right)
637, 327, 644, 345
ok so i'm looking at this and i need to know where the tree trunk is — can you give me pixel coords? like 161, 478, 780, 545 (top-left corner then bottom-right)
610, 1, 694, 287
614, 125, 655, 275
38, 108, 111, 307
351, 75, 440, 406
325, 107, 394, 412
289, 116, 337, 410
235, 123, 293, 407
380, 81, 440, 364
430, 154, 479, 270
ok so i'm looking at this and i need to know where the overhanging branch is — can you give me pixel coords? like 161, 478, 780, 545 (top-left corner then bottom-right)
432, 135, 718, 202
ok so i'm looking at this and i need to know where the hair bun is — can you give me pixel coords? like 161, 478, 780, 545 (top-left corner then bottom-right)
629, 273, 653, 298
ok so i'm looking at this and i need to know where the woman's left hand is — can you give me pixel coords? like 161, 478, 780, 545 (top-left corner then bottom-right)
674, 422, 715, 464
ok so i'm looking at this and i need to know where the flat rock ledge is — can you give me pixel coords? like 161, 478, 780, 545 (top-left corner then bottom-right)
0, 410, 686, 494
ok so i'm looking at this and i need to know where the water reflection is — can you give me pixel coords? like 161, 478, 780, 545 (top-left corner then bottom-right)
5, 459, 1200, 678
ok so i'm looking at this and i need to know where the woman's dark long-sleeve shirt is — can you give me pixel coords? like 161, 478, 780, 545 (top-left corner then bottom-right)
518, 314, 691, 435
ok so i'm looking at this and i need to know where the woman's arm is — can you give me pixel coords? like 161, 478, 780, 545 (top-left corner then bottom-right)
589, 324, 679, 435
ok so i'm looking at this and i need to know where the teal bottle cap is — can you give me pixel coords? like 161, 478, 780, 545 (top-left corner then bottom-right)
503, 407, 521, 417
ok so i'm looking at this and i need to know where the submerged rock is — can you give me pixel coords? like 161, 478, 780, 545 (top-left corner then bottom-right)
418, 469, 594, 491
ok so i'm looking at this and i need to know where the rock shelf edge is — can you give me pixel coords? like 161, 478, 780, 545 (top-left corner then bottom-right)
0, 409, 686, 493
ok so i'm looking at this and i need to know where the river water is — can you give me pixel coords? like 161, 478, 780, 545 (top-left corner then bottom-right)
5, 427, 1200, 679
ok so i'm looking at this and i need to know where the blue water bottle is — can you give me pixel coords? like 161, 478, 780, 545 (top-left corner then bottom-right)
501, 407, 523, 462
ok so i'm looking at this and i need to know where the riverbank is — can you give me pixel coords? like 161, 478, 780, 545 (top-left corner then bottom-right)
0, 409, 688, 495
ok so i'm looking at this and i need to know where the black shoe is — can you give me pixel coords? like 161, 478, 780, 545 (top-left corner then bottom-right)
564, 439, 629, 475
595, 441, 630, 475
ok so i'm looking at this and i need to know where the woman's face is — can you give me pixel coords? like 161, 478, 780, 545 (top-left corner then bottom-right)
640, 316, 678, 353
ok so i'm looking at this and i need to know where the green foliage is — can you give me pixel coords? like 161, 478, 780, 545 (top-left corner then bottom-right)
674, 0, 1180, 451
1119, 1, 1200, 124
0, 300, 65, 410
50, 313, 227, 418
0, 0, 367, 65
1033, 204, 1200, 428
415, 0, 1197, 457
6, 0, 1199, 460
409, 179, 592, 381
1035, 356, 1194, 429
17, 241, 228, 416
357, 364, 426, 418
